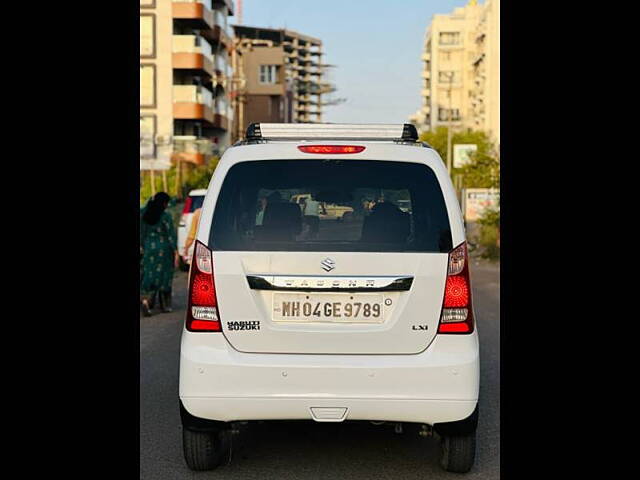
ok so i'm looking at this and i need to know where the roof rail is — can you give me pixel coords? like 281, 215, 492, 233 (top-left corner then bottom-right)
244, 123, 419, 143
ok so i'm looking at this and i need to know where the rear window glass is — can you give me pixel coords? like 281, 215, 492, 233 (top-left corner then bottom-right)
188, 195, 204, 212
210, 160, 452, 253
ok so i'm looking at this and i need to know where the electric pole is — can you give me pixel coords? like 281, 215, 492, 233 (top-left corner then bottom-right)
445, 71, 454, 175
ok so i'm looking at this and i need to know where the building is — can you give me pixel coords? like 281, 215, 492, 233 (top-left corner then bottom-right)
469, 0, 500, 146
231, 25, 336, 138
412, 0, 499, 147
140, 0, 174, 173
140, 0, 235, 188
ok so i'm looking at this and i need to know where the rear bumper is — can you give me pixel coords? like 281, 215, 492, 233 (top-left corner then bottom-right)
179, 331, 479, 425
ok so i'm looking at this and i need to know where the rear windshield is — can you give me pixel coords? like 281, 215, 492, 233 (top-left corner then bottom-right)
188, 195, 205, 212
210, 160, 452, 253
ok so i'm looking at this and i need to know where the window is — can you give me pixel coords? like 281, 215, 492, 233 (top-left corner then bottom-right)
439, 32, 460, 45
140, 15, 155, 57
140, 0, 154, 7
438, 71, 459, 83
140, 65, 155, 107
438, 108, 461, 122
140, 115, 156, 139
259, 65, 278, 84
186, 195, 205, 213
209, 160, 453, 253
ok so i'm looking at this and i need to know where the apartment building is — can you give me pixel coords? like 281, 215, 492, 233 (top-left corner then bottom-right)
140, 0, 235, 178
140, 0, 173, 170
231, 25, 335, 135
412, 0, 499, 147
469, 0, 500, 146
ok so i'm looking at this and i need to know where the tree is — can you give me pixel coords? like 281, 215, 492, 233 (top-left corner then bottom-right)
419, 127, 499, 189
140, 156, 221, 205
183, 156, 220, 193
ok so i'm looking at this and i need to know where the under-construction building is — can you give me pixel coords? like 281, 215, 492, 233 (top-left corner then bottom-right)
230, 25, 336, 139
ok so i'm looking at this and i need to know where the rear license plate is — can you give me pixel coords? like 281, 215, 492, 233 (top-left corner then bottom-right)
273, 293, 385, 323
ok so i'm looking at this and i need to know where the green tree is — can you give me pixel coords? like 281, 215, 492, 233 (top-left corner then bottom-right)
419, 127, 499, 189
183, 156, 220, 193
140, 156, 221, 205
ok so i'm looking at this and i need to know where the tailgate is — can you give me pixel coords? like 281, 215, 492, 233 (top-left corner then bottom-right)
214, 251, 447, 354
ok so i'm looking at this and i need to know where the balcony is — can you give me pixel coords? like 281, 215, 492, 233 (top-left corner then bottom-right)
421, 88, 430, 97
173, 35, 214, 76
212, 0, 235, 16
172, 0, 214, 30
421, 70, 430, 78
213, 54, 229, 75
171, 135, 214, 165
173, 85, 215, 123
472, 53, 485, 66
421, 52, 431, 61
202, 24, 232, 49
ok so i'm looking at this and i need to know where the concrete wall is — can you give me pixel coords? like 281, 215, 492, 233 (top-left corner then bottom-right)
140, 0, 173, 161
243, 46, 286, 96
245, 94, 285, 126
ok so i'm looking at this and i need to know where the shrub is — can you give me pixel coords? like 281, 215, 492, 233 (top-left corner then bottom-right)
139, 156, 220, 205
477, 206, 500, 260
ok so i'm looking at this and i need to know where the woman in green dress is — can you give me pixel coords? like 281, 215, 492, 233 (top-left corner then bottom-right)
140, 192, 178, 316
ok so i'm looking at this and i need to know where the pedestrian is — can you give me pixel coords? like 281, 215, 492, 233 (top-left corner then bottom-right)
301, 194, 322, 238
255, 197, 267, 226
140, 191, 178, 316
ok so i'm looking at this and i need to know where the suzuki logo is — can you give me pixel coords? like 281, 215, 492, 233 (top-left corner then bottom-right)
321, 258, 335, 272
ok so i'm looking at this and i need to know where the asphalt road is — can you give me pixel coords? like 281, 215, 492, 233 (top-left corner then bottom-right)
140, 260, 500, 479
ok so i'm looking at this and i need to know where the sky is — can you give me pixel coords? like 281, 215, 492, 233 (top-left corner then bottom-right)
235, 0, 469, 123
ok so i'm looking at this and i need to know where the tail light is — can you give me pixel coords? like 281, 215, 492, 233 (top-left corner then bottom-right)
182, 197, 193, 214
298, 145, 365, 154
186, 241, 221, 332
438, 242, 474, 334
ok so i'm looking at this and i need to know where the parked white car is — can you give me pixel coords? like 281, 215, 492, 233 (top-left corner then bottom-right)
179, 123, 479, 473
177, 189, 207, 270
290, 193, 354, 220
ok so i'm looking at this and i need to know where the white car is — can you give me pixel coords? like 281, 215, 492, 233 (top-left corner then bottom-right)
179, 123, 479, 473
290, 193, 354, 220
177, 189, 207, 270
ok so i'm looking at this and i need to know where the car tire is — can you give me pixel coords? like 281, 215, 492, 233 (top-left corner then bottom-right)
439, 431, 476, 473
182, 428, 231, 471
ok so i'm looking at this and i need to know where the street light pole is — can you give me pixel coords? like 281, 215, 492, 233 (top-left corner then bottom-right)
446, 71, 454, 175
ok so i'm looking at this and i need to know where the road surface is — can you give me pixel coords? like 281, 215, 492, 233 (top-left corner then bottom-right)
140, 260, 499, 479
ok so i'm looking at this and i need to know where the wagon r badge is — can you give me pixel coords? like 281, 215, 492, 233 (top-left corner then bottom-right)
321, 258, 335, 272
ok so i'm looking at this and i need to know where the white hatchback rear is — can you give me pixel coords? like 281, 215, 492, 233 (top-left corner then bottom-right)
179, 124, 479, 473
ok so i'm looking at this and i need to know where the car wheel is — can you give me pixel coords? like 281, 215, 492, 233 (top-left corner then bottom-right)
439, 431, 476, 473
182, 428, 231, 471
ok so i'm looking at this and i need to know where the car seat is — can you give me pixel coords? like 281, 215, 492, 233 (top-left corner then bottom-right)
361, 202, 410, 244
255, 202, 302, 241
